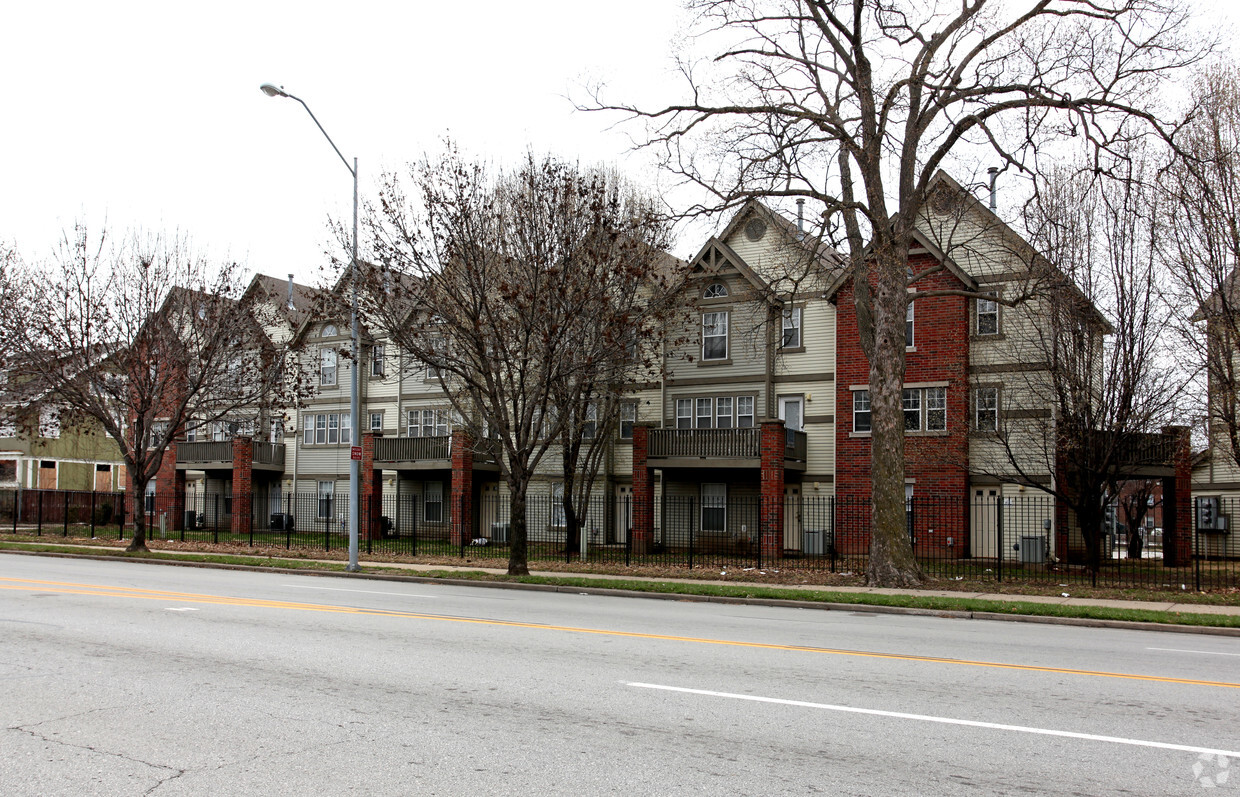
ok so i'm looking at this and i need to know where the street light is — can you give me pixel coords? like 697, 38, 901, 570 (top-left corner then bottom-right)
261, 83, 361, 572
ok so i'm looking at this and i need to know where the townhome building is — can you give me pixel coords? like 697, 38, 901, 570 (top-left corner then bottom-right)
156, 171, 1192, 562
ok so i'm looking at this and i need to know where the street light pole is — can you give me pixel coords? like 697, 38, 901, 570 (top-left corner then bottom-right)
261, 83, 361, 572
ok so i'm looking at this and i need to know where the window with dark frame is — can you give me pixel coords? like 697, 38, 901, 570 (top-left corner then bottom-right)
371, 344, 385, 377
975, 387, 999, 431
619, 402, 636, 439
905, 301, 915, 348
902, 388, 921, 430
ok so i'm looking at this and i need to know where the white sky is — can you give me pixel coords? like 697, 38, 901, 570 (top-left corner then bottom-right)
2, 1, 1236, 287
0, 0, 694, 285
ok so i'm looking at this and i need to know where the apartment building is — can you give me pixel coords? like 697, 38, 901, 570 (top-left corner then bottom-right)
153, 171, 1190, 560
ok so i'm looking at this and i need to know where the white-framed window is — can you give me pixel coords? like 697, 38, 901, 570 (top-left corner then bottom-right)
977, 297, 999, 335
424, 481, 443, 523
926, 387, 947, 432
371, 344, 385, 377
619, 401, 636, 440
702, 483, 726, 533
902, 388, 921, 431
40, 406, 61, 439
328, 413, 340, 444
148, 420, 169, 449
582, 403, 598, 440
341, 413, 352, 445
303, 417, 313, 445
703, 282, 728, 299
716, 396, 733, 429
853, 390, 871, 433
315, 414, 327, 444
144, 479, 156, 514
782, 307, 802, 348
321, 323, 338, 337
696, 397, 713, 429
905, 301, 915, 348
702, 311, 728, 360
212, 421, 227, 442
317, 481, 334, 519
676, 399, 693, 429
370, 412, 383, 432
550, 482, 565, 527
975, 387, 999, 431
407, 409, 450, 438
425, 336, 446, 379
268, 419, 283, 443
320, 348, 337, 386
737, 396, 755, 428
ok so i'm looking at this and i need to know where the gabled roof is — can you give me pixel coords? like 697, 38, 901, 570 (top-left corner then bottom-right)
241, 273, 318, 330
685, 236, 773, 300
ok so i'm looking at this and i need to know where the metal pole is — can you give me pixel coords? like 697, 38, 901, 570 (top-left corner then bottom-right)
348, 156, 360, 572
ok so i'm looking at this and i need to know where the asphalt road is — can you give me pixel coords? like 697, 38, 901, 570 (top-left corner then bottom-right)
1, 554, 1237, 796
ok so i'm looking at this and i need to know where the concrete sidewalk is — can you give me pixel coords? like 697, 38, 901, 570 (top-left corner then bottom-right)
3, 540, 1238, 621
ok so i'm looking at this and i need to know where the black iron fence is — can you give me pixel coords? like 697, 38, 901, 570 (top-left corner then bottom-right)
3, 488, 1237, 592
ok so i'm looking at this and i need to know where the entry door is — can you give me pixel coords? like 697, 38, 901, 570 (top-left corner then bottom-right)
613, 485, 632, 544
480, 483, 500, 539
971, 488, 999, 558
784, 485, 802, 551
778, 396, 803, 433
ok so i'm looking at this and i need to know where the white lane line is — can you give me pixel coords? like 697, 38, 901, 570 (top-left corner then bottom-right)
165, 607, 199, 612
280, 584, 436, 599
1148, 648, 1240, 657
627, 683, 1240, 758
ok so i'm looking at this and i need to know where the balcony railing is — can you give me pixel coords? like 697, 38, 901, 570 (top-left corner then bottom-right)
175, 441, 285, 469
649, 427, 808, 465
373, 436, 498, 467
176, 441, 233, 465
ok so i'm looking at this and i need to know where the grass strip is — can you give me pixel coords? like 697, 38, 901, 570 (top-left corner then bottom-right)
3, 541, 1236, 628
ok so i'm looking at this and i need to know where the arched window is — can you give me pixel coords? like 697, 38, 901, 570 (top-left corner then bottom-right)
703, 282, 728, 299
321, 323, 338, 337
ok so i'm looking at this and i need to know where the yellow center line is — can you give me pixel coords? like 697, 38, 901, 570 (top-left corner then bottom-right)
6, 576, 1238, 689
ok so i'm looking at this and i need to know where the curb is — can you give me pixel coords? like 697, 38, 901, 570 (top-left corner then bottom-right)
6, 548, 1239, 636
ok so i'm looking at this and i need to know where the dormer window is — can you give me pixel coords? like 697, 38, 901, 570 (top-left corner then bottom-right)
321, 323, 338, 337
704, 282, 728, 299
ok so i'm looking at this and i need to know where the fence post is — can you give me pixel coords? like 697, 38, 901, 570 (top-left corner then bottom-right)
63, 491, 70, 536
688, 496, 696, 570
37, 490, 44, 536
118, 492, 125, 540
12, 490, 18, 534
625, 495, 631, 567
995, 494, 1003, 583
1195, 526, 1202, 593
754, 495, 761, 571
366, 495, 373, 556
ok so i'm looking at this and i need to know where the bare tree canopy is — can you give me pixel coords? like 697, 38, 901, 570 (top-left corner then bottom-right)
1163, 62, 1240, 468
590, 0, 1208, 586
0, 227, 293, 551
986, 160, 1184, 571
358, 148, 677, 575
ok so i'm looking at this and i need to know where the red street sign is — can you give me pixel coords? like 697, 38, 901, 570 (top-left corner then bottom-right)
350, 446, 363, 461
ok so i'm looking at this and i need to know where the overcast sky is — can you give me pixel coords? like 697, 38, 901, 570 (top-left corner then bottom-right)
1, 1, 695, 285
3, 1, 1236, 287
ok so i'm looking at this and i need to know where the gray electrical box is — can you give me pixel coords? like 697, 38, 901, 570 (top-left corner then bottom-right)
1018, 535, 1046, 564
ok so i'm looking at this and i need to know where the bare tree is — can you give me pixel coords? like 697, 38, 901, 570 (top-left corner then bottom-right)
1163, 62, 1240, 468
0, 226, 291, 551
592, 0, 1205, 586
359, 150, 675, 575
979, 163, 1183, 572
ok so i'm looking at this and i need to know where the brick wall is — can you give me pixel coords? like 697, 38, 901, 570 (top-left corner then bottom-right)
834, 253, 971, 555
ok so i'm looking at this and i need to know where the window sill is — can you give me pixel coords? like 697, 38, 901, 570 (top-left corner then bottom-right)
906, 430, 949, 437
779, 345, 806, 354
849, 431, 872, 438
698, 358, 733, 367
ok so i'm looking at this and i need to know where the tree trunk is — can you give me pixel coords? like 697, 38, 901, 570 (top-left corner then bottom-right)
127, 472, 149, 553
506, 480, 529, 576
562, 467, 580, 555
865, 254, 923, 587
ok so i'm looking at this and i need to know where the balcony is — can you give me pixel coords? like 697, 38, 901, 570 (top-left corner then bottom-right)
175, 441, 286, 472
372, 436, 499, 471
647, 427, 807, 471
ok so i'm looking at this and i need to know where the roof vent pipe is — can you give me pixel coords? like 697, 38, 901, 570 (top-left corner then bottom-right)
287, 274, 295, 310
796, 198, 805, 236
987, 167, 999, 211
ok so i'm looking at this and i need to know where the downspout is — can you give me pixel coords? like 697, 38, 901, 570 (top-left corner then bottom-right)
988, 167, 999, 211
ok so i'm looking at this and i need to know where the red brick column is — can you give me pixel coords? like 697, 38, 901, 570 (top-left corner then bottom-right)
631, 423, 655, 555
362, 433, 383, 540
450, 431, 474, 545
231, 436, 253, 536
1163, 425, 1193, 568
759, 418, 786, 560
